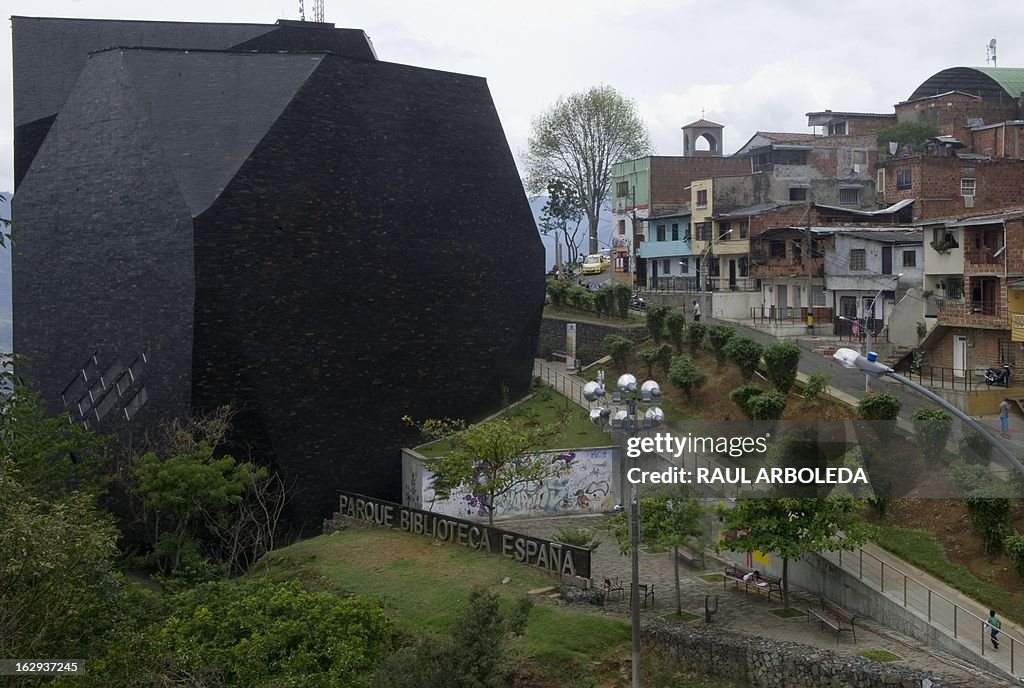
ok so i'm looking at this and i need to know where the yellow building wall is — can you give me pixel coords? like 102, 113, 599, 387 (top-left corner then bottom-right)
1010, 289, 1024, 342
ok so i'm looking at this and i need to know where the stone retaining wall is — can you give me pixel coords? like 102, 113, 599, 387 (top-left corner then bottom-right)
643, 620, 954, 688
538, 316, 648, 364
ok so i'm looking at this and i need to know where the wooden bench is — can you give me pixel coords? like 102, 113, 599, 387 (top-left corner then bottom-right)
676, 544, 704, 570
603, 577, 624, 601
807, 600, 857, 643
632, 583, 654, 608
723, 565, 783, 603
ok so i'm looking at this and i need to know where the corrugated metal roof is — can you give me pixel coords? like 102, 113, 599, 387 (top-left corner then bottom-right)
814, 199, 914, 216
972, 67, 1024, 100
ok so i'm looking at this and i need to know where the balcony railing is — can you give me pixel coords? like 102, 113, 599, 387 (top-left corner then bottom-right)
964, 248, 1001, 265
642, 276, 759, 293
936, 298, 1007, 319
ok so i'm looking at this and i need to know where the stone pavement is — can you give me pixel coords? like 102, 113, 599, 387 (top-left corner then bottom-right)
502, 513, 1017, 687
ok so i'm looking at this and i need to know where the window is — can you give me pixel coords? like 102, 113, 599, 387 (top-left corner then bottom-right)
708, 257, 721, 277
902, 250, 917, 267
769, 240, 786, 258
616, 181, 629, 197
680, 257, 689, 273
775, 149, 808, 165
895, 168, 912, 190
877, 168, 886, 190
671, 223, 679, 241
738, 256, 748, 277
932, 227, 959, 249
839, 188, 860, 205
849, 248, 867, 270
789, 187, 808, 201
683, 225, 692, 242
719, 221, 731, 239
696, 189, 708, 208
1000, 338, 1015, 366
739, 221, 749, 239
828, 121, 847, 135
961, 178, 976, 197
662, 259, 671, 275
618, 219, 626, 236
696, 223, 712, 241
812, 289, 827, 306
656, 224, 666, 242
853, 150, 868, 166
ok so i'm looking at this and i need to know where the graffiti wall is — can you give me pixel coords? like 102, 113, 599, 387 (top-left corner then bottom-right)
403, 446, 619, 520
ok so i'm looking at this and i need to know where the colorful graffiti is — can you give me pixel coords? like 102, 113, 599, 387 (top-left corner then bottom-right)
415, 447, 617, 520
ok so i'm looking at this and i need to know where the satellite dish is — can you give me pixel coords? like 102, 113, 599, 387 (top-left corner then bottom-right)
994, 245, 1006, 258
990, 38, 998, 48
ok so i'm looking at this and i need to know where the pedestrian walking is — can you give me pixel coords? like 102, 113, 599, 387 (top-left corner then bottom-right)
989, 609, 1002, 650
1000, 398, 1011, 438
692, 300, 701, 322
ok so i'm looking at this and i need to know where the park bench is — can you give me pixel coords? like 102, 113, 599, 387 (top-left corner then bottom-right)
723, 565, 783, 603
676, 544, 705, 570
807, 599, 857, 643
603, 577, 624, 601
632, 582, 654, 608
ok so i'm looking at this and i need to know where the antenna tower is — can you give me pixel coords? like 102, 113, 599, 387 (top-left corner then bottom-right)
987, 38, 998, 68
299, 0, 325, 22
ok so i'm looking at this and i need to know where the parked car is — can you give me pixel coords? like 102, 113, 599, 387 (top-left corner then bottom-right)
580, 253, 611, 275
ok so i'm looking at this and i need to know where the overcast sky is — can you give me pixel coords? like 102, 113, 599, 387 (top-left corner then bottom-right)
3, 0, 1024, 193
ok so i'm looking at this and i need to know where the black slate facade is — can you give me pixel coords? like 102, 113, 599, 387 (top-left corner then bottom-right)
12, 18, 543, 528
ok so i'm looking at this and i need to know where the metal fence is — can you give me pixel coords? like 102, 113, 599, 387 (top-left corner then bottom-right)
821, 546, 1021, 674
533, 359, 588, 408
643, 276, 759, 293
899, 365, 978, 391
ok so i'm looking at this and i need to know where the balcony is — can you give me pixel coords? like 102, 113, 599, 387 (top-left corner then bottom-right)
748, 256, 824, 280
935, 298, 1008, 329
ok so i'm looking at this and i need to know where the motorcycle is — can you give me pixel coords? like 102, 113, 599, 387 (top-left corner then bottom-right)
630, 292, 647, 311
985, 364, 1012, 387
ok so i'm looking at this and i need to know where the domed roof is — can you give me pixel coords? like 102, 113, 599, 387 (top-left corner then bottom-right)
908, 66, 1024, 103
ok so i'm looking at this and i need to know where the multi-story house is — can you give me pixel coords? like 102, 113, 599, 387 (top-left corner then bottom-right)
609, 119, 749, 286
919, 208, 1024, 385
748, 226, 830, 324
641, 209, 693, 289
823, 229, 923, 338
879, 67, 1024, 222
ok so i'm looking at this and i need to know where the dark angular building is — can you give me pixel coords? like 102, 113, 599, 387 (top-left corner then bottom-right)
12, 17, 544, 527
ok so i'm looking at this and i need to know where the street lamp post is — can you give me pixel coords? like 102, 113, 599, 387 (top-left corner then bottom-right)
839, 273, 903, 392
695, 228, 733, 293
832, 347, 1024, 476
584, 373, 665, 688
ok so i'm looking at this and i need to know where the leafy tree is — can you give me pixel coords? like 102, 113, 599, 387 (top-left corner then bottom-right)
668, 355, 706, 401
762, 342, 801, 394
0, 458, 121, 660
857, 392, 901, 442
746, 391, 787, 421
801, 372, 829, 404
665, 312, 687, 352
964, 486, 1012, 555
1005, 533, 1024, 581
77, 580, 393, 688
566, 285, 594, 311
875, 121, 940, 152
610, 488, 704, 615
958, 429, 994, 466
593, 285, 614, 317
685, 321, 707, 354
645, 304, 671, 342
729, 384, 764, 419
656, 343, 675, 376
724, 336, 763, 381
538, 179, 586, 267
911, 408, 953, 466
718, 497, 874, 607
374, 588, 532, 688
706, 324, 736, 369
638, 347, 662, 378
612, 283, 633, 318
525, 86, 653, 254
428, 418, 560, 527
604, 334, 633, 365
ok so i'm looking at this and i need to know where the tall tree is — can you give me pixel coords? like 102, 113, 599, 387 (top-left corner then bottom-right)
525, 86, 653, 254
718, 497, 874, 607
538, 179, 586, 267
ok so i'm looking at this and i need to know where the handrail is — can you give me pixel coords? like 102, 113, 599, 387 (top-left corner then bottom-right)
821, 545, 1020, 674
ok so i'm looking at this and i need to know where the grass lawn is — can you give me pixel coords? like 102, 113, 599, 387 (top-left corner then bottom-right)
769, 607, 805, 619
414, 384, 611, 458
875, 525, 1024, 626
543, 304, 646, 327
859, 649, 901, 662
699, 574, 725, 583
253, 526, 630, 674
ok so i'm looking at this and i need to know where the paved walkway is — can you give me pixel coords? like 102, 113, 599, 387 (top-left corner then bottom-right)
534, 357, 1024, 683
503, 513, 1015, 687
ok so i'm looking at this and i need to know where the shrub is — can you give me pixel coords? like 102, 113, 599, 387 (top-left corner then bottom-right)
554, 527, 601, 551
706, 325, 735, 369
686, 321, 707, 354
964, 489, 1011, 555
724, 336, 763, 381
1005, 532, 1024, 580
950, 460, 996, 494
762, 342, 800, 394
857, 392, 901, 421
668, 355, 707, 401
910, 408, 953, 466
656, 343, 675, 376
638, 347, 661, 377
802, 372, 828, 403
665, 312, 687, 352
958, 430, 993, 466
604, 335, 632, 365
545, 278, 569, 306
566, 285, 594, 311
729, 384, 764, 419
593, 286, 614, 317
646, 304, 671, 342
612, 283, 632, 318
746, 391, 787, 421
